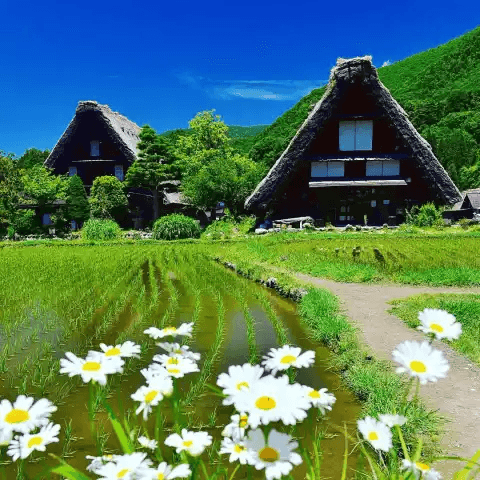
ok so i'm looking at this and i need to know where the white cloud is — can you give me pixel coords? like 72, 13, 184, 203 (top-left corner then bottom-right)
381, 60, 391, 67
174, 72, 326, 101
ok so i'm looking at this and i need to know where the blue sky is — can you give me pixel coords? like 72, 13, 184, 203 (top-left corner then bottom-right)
1, 0, 479, 156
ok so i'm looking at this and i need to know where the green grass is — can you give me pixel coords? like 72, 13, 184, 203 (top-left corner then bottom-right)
389, 293, 480, 365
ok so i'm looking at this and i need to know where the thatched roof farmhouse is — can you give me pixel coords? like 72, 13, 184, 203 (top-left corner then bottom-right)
245, 56, 461, 226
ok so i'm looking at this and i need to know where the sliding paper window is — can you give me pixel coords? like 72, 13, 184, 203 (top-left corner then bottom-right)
339, 120, 373, 151
311, 161, 344, 177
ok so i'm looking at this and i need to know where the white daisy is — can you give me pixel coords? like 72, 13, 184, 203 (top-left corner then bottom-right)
138, 435, 158, 451
217, 363, 264, 406
7, 422, 60, 461
144, 322, 194, 340
86, 454, 120, 474
417, 308, 462, 341
98, 341, 141, 359
131, 376, 172, 421
357, 416, 393, 452
59, 351, 124, 385
95, 452, 152, 480
262, 345, 315, 375
0, 430, 13, 446
378, 413, 407, 427
245, 428, 302, 480
0, 395, 57, 435
141, 462, 191, 479
220, 436, 255, 464
164, 429, 212, 456
301, 386, 336, 414
222, 412, 250, 438
402, 459, 442, 479
233, 375, 311, 428
156, 342, 201, 362
152, 354, 199, 378
392, 341, 450, 384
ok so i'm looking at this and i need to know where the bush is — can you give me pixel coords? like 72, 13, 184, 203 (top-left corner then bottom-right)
81, 218, 122, 241
407, 203, 443, 227
202, 215, 256, 239
153, 214, 201, 240
12, 209, 38, 236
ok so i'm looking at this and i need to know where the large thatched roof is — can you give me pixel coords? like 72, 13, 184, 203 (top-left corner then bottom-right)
245, 56, 461, 211
45, 101, 141, 168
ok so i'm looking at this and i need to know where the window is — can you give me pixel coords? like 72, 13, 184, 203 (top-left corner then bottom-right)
366, 159, 400, 176
71, 220, 77, 231
42, 213, 53, 226
114, 165, 124, 181
339, 120, 373, 151
68, 166, 77, 176
311, 161, 344, 177
90, 140, 100, 157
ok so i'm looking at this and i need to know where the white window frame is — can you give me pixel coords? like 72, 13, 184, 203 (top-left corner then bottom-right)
90, 140, 100, 157
114, 165, 124, 181
68, 166, 77, 176
366, 159, 400, 177
311, 161, 344, 177
339, 120, 373, 151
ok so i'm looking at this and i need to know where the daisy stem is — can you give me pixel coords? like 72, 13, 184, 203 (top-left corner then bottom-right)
88, 381, 97, 443
154, 404, 163, 449
227, 464, 240, 480
401, 377, 415, 406
247, 465, 253, 480
395, 425, 410, 461
199, 459, 209, 479
413, 377, 421, 403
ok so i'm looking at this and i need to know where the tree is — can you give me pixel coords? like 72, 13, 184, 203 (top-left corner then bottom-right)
89, 176, 128, 221
0, 151, 22, 233
21, 164, 67, 208
16, 148, 50, 170
66, 175, 90, 226
125, 125, 179, 220
175, 111, 264, 217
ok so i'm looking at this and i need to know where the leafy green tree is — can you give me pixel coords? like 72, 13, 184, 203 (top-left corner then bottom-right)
125, 125, 179, 220
175, 111, 264, 217
66, 175, 90, 226
16, 148, 50, 170
0, 151, 22, 233
89, 176, 128, 221
21, 165, 67, 208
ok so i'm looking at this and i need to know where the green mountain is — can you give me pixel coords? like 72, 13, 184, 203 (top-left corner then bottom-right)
249, 26, 480, 191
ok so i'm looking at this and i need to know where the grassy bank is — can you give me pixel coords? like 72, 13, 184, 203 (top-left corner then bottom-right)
389, 293, 480, 365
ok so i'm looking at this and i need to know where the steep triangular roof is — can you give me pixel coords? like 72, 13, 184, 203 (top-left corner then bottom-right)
45, 101, 141, 168
245, 56, 461, 210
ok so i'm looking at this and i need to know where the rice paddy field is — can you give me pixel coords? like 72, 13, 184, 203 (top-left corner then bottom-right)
0, 244, 363, 479
205, 231, 480, 286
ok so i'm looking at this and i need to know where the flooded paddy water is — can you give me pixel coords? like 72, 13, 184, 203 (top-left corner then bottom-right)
0, 245, 362, 479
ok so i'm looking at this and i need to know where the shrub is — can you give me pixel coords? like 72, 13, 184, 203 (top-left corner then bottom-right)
407, 202, 443, 227
153, 214, 201, 240
202, 215, 256, 239
81, 218, 121, 241
12, 209, 38, 236
89, 176, 127, 221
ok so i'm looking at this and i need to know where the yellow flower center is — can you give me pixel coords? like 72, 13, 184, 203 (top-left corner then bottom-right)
259, 446, 280, 462
236, 381, 249, 390
309, 390, 321, 399
5, 409, 30, 424
280, 354, 297, 364
239, 415, 248, 428
163, 327, 177, 335
429, 323, 444, 333
117, 468, 130, 478
415, 462, 430, 471
145, 390, 158, 403
255, 396, 276, 410
183, 440, 193, 447
82, 361, 101, 371
167, 368, 180, 374
234, 444, 245, 453
368, 432, 379, 441
167, 357, 180, 365
27, 436, 43, 448
105, 347, 121, 356
410, 360, 427, 373
157, 474, 165, 480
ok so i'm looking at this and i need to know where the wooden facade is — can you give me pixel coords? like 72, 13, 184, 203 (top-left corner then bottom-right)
245, 57, 461, 226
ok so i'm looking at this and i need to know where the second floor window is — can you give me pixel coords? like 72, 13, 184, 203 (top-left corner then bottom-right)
311, 161, 344, 177
68, 166, 77, 176
339, 120, 373, 151
90, 140, 100, 157
366, 159, 400, 176
114, 165, 124, 181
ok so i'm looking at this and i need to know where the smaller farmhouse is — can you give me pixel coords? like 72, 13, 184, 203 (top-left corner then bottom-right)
245, 56, 461, 226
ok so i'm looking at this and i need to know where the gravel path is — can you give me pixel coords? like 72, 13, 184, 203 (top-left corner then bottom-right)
294, 274, 480, 477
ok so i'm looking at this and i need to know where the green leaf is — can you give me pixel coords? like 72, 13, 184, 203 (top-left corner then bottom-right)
454, 449, 480, 479
102, 400, 134, 453
49, 454, 92, 480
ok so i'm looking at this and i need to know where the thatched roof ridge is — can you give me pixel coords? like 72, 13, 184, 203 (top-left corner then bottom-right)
245, 56, 461, 210
45, 101, 141, 168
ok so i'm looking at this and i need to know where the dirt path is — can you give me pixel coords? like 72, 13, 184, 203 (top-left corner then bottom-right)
294, 274, 480, 477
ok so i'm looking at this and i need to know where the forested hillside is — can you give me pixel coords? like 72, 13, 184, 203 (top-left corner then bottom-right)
248, 25, 480, 191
